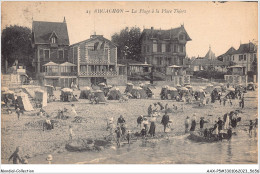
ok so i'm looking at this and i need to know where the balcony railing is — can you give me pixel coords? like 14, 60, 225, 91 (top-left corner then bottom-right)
79, 71, 117, 77
44, 72, 77, 76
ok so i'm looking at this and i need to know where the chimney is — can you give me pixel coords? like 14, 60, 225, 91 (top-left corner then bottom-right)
63, 17, 66, 23
151, 27, 154, 30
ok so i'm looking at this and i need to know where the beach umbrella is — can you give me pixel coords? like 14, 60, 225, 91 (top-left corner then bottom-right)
185, 85, 192, 89
228, 88, 235, 92
99, 82, 106, 86
214, 86, 221, 89
181, 87, 188, 91
1, 87, 9, 92
168, 87, 177, 91
126, 83, 133, 86
248, 82, 254, 85
81, 86, 91, 90
207, 84, 213, 87
176, 85, 181, 87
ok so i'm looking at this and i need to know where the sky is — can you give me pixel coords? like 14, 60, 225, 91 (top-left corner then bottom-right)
1, 1, 258, 57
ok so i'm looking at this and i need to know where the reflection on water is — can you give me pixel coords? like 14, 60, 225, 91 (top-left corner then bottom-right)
30, 130, 257, 164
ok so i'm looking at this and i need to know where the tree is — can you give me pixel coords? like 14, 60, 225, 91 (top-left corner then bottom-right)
1, 25, 33, 73
111, 27, 141, 61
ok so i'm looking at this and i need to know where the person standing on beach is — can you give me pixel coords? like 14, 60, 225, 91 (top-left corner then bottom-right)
137, 115, 144, 128
185, 116, 190, 133
148, 104, 153, 117
115, 126, 121, 147
249, 120, 253, 136
161, 112, 170, 133
254, 118, 258, 137
217, 117, 224, 131
142, 117, 149, 134
9, 147, 22, 164
149, 117, 156, 137
200, 117, 206, 131
190, 114, 197, 131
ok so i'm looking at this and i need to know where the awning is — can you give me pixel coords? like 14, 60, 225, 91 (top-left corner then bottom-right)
59, 62, 77, 67
43, 61, 59, 66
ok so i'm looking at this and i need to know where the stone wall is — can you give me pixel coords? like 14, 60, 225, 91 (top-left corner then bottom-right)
107, 75, 127, 86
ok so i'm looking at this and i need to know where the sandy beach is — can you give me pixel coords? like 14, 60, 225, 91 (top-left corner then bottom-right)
1, 83, 258, 164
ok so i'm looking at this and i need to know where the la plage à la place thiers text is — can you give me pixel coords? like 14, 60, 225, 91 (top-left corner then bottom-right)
86, 8, 186, 14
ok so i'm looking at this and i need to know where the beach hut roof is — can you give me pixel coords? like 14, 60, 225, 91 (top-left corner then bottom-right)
43, 61, 59, 66
61, 88, 73, 92
94, 90, 103, 93
59, 62, 77, 66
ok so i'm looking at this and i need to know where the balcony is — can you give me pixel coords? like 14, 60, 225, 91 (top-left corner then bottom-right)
79, 71, 117, 77
44, 72, 77, 77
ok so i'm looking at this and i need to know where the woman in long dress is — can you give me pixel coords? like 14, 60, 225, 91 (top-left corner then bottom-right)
224, 114, 230, 129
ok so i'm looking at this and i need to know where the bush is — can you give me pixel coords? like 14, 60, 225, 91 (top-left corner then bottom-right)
193, 70, 225, 79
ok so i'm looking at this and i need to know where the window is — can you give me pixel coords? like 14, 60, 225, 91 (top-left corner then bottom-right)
157, 43, 162, 52
166, 44, 171, 52
243, 55, 246, 61
180, 45, 184, 53
51, 37, 56, 43
80, 65, 87, 72
58, 50, 64, 59
232, 55, 234, 61
153, 43, 157, 52
39, 49, 44, 59
162, 44, 166, 52
173, 44, 178, 53
44, 50, 50, 60
146, 45, 150, 53
73, 47, 78, 64
239, 55, 243, 61
179, 34, 185, 40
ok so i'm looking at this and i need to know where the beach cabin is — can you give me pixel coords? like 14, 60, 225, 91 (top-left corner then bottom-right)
224, 65, 247, 86
166, 65, 190, 86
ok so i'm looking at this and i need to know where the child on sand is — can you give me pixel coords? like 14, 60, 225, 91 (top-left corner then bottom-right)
126, 130, 131, 144
69, 125, 73, 140
16, 108, 21, 120
71, 104, 77, 117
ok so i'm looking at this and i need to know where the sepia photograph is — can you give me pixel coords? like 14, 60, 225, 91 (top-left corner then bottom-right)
0, 1, 259, 172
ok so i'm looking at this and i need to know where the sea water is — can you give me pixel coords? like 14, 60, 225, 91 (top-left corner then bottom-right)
30, 130, 257, 164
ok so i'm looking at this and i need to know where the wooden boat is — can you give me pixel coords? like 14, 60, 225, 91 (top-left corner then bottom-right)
187, 131, 233, 143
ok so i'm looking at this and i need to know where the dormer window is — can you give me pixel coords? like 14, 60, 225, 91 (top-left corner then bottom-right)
179, 34, 185, 40
51, 37, 56, 44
